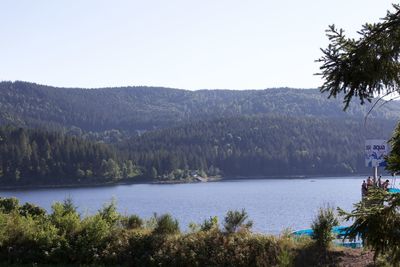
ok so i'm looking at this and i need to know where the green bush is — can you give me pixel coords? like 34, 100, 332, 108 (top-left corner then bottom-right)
147, 231, 281, 267
200, 216, 219, 231
98, 199, 120, 227
122, 214, 143, 229
128, 229, 156, 266
0, 212, 61, 264
224, 209, 253, 233
339, 189, 400, 264
311, 206, 339, 249
19, 202, 46, 217
74, 214, 112, 263
0, 198, 339, 266
51, 203, 81, 236
153, 214, 180, 235
0, 197, 20, 213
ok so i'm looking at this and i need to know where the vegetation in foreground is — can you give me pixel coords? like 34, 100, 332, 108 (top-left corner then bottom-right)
339, 188, 400, 266
317, 3, 400, 266
0, 197, 381, 267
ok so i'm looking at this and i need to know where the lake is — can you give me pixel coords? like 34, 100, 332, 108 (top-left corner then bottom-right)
0, 177, 371, 234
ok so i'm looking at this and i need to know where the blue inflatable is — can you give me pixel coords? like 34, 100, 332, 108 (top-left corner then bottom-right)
389, 188, 400, 193
292, 226, 349, 237
292, 226, 362, 248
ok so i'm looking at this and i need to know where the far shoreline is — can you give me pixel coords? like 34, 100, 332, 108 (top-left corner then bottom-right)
0, 172, 381, 191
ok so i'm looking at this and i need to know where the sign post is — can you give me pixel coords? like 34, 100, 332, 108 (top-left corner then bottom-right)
365, 139, 388, 179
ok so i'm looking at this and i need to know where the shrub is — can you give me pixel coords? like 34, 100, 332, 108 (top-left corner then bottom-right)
0, 212, 61, 264
123, 214, 143, 229
50, 201, 81, 237
0, 198, 46, 218
311, 206, 339, 249
224, 209, 253, 233
62, 197, 78, 214
188, 221, 200, 233
19, 202, 46, 217
200, 216, 219, 231
0, 197, 20, 213
339, 189, 400, 264
126, 229, 156, 265
98, 199, 120, 227
153, 214, 180, 235
0, 199, 301, 266
74, 214, 112, 263
151, 231, 282, 266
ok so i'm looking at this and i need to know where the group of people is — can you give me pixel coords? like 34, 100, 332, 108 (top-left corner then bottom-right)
361, 176, 390, 197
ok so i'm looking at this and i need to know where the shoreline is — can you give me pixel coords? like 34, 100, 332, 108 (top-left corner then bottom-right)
0, 173, 376, 191
0, 178, 150, 191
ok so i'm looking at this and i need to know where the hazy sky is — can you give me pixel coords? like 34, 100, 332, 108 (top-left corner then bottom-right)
0, 0, 396, 89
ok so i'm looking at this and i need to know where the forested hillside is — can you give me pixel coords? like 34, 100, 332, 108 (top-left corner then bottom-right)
1, 81, 399, 135
0, 127, 139, 185
0, 81, 399, 185
124, 116, 397, 179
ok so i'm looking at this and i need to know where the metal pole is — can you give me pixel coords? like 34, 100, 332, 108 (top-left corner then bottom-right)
374, 166, 378, 180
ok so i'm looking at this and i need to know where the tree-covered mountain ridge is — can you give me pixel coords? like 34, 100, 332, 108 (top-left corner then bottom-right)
1, 81, 399, 184
124, 115, 397, 179
1, 115, 396, 186
1, 81, 399, 133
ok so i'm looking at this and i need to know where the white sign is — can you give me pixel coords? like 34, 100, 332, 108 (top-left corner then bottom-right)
365, 139, 388, 168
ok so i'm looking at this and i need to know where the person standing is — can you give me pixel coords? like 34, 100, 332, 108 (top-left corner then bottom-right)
382, 179, 390, 191
361, 180, 368, 198
367, 176, 373, 188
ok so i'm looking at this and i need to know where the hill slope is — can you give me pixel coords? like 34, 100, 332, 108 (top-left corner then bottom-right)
1, 81, 399, 134
0, 81, 399, 183
124, 115, 396, 178
0, 126, 139, 185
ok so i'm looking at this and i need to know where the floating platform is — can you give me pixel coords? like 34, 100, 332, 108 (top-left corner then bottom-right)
292, 226, 349, 237
292, 226, 362, 248
389, 188, 400, 193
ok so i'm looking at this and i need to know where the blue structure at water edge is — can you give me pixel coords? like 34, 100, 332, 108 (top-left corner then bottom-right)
292, 226, 362, 248
389, 188, 400, 193
292, 226, 350, 237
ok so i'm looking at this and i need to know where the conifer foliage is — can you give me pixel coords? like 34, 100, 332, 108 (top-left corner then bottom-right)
0, 126, 139, 185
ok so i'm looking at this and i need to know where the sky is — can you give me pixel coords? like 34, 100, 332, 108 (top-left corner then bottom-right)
0, 0, 396, 90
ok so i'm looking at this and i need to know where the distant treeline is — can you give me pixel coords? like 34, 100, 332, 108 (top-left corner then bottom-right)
1, 81, 399, 134
0, 115, 396, 185
0, 126, 139, 185
124, 116, 396, 179
0, 114, 397, 185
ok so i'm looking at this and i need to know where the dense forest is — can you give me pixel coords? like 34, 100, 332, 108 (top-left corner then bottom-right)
0, 81, 399, 185
1, 81, 399, 136
124, 116, 397, 179
1, 116, 395, 185
0, 126, 139, 185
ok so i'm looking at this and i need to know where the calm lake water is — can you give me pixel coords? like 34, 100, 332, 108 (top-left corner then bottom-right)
0, 177, 375, 234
